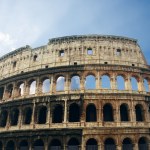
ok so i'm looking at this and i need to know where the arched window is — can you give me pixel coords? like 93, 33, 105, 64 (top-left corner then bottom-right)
85, 75, 96, 90
120, 104, 129, 121
101, 75, 111, 89
103, 104, 114, 122
33, 139, 44, 150
122, 138, 133, 150
49, 139, 61, 150
117, 75, 125, 90
19, 140, 28, 150
68, 138, 80, 150
37, 106, 47, 124
131, 77, 138, 91
56, 76, 65, 91
104, 138, 116, 150
138, 137, 148, 150
71, 75, 80, 90
0, 141, 2, 150
69, 103, 80, 122
6, 140, 15, 150
29, 80, 36, 95
86, 138, 98, 150
23, 107, 32, 125
52, 105, 63, 123
135, 104, 144, 121
18, 82, 24, 96
7, 84, 13, 98
0, 87, 4, 100
0, 110, 8, 127
42, 78, 50, 93
86, 104, 97, 122
144, 79, 149, 92
10, 108, 19, 126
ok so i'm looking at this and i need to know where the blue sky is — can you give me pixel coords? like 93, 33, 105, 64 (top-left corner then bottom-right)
0, 0, 150, 63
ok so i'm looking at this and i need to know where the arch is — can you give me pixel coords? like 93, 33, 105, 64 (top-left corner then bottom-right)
10, 108, 19, 126
69, 103, 80, 122
29, 80, 36, 95
0, 141, 3, 150
6, 140, 15, 150
101, 75, 111, 89
19, 140, 28, 150
68, 138, 80, 150
7, 84, 13, 98
122, 138, 133, 150
131, 77, 138, 91
33, 139, 44, 150
0, 87, 4, 100
85, 75, 96, 90
42, 78, 50, 93
71, 75, 80, 90
138, 137, 148, 150
104, 138, 116, 150
23, 107, 32, 125
49, 139, 62, 150
117, 75, 125, 90
56, 76, 65, 91
37, 106, 47, 124
135, 104, 144, 121
86, 138, 98, 150
103, 104, 114, 122
0, 110, 8, 127
144, 78, 149, 92
18, 82, 24, 96
120, 104, 129, 121
52, 104, 63, 123
86, 104, 97, 122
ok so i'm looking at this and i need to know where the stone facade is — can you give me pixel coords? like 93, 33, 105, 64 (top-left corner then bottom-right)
0, 35, 149, 150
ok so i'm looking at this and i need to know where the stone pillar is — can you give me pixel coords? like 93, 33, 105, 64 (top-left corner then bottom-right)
134, 143, 138, 150
36, 77, 40, 95
18, 107, 22, 129
126, 76, 132, 91
6, 109, 10, 130
31, 102, 36, 128
80, 77, 85, 92
99, 77, 102, 89
47, 103, 51, 126
24, 80, 29, 96
64, 100, 67, 124
3, 85, 7, 100
96, 72, 100, 89
50, 75, 53, 95
65, 74, 70, 94
110, 75, 117, 90
138, 77, 144, 92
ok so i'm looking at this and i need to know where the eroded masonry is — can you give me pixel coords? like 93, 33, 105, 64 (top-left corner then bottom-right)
0, 35, 149, 150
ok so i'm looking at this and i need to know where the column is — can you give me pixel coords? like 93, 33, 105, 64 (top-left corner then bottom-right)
64, 100, 67, 125
96, 71, 100, 90
24, 80, 29, 96
36, 77, 40, 95
111, 75, 117, 90
31, 102, 36, 128
50, 75, 53, 95
65, 74, 70, 94
18, 107, 22, 129
6, 109, 10, 130
47, 103, 51, 126
126, 76, 132, 91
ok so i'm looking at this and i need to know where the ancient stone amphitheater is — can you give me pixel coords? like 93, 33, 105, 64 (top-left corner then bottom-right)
0, 35, 149, 150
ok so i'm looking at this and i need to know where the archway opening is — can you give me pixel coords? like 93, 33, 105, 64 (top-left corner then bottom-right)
104, 138, 116, 150
0, 87, 4, 100
138, 137, 148, 150
56, 76, 65, 91
69, 103, 80, 122
86, 138, 98, 150
103, 104, 114, 122
10, 108, 19, 126
71, 75, 80, 90
86, 104, 97, 122
0, 141, 3, 150
29, 80, 36, 95
0, 110, 8, 127
42, 79, 50, 93
131, 77, 138, 91
135, 104, 144, 121
23, 107, 32, 125
117, 75, 125, 90
7, 84, 13, 98
68, 138, 79, 150
122, 138, 133, 150
85, 75, 96, 90
52, 105, 63, 123
49, 139, 61, 150
37, 106, 47, 124
101, 75, 111, 89
19, 140, 28, 150
144, 79, 149, 92
6, 140, 15, 150
120, 104, 129, 121
33, 139, 44, 150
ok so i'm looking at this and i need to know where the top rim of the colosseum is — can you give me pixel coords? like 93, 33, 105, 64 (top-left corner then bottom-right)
0, 34, 138, 61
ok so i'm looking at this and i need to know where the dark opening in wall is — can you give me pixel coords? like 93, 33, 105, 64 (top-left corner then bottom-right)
10, 108, 19, 126
33, 139, 44, 150
59, 50, 64, 57
13, 61, 17, 68
120, 104, 129, 121
24, 107, 32, 125
104, 62, 108, 64
86, 104, 97, 122
33, 55, 38, 61
7, 84, 13, 98
69, 103, 80, 122
74, 62, 77, 65
103, 104, 114, 122
19, 140, 29, 150
122, 138, 133, 150
52, 105, 63, 123
86, 138, 98, 150
0, 110, 8, 127
49, 139, 61, 150
0, 87, 4, 100
135, 104, 144, 121
104, 138, 116, 150
6, 141, 15, 150
45, 65, 48, 68
37, 106, 47, 124
132, 64, 135, 66
87, 48, 93, 55
116, 49, 121, 56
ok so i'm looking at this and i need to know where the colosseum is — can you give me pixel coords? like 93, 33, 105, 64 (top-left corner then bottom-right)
0, 35, 149, 150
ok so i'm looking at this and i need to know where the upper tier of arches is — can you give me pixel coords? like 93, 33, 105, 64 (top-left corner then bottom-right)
0, 35, 148, 80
